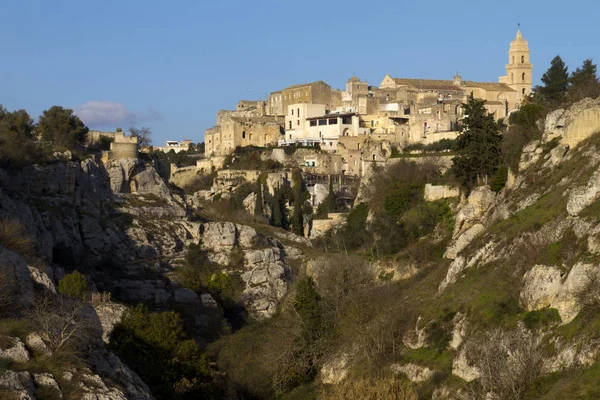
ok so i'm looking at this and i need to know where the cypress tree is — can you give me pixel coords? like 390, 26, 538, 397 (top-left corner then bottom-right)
451, 96, 503, 190
537, 55, 569, 104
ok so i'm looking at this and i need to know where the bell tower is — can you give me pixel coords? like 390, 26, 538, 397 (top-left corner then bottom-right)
506, 28, 532, 103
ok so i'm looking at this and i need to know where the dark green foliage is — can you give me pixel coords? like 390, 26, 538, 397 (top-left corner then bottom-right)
0, 106, 44, 167
490, 166, 508, 192
270, 188, 289, 229
38, 106, 88, 150
502, 101, 545, 171
254, 178, 264, 217
536, 55, 569, 105
567, 58, 600, 103
109, 304, 223, 399
57, 271, 88, 301
383, 182, 424, 216
522, 308, 561, 330
451, 97, 503, 189
294, 277, 322, 341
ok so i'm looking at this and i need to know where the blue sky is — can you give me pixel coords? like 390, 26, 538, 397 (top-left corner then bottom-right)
1, 0, 598, 145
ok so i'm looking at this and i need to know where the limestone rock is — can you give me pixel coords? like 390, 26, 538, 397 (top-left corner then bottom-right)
452, 348, 480, 382
201, 293, 218, 308
0, 246, 34, 306
520, 265, 563, 311
0, 337, 30, 363
33, 373, 62, 399
106, 158, 138, 193
26, 333, 52, 356
567, 168, 600, 216
403, 316, 428, 349
201, 222, 237, 252
552, 262, 597, 323
27, 263, 56, 293
94, 303, 128, 344
391, 363, 434, 383
0, 371, 35, 400
444, 224, 484, 260
243, 192, 257, 215
87, 350, 153, 400
174, 288, 200, 305
449, 312, 468, 350
131, 166, 170, 198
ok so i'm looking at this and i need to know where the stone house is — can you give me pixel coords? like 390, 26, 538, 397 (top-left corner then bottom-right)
281, 81, 333, 114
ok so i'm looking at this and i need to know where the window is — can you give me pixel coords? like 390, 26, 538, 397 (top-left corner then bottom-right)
522, 88, 526, 95
357, 143, 360, 150
318, 119, 327, 126
310, 120, 317, 127
291, 109, 294, 116
522, 72, 526, 81
342, 116, 352, 124
242, 131, 246, 139
328, 118, 337, 125
297, 120, 300, 126
521, 55, 525, 63
329, 142, 333, 146
289, 121, 292, 129
297, 108, 300, 117
373, 154, 376, 161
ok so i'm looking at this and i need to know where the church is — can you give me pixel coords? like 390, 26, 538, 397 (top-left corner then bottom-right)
379, 29, 532, 119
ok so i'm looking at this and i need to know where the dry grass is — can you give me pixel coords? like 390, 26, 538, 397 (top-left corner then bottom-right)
321, 375, 418, 400
0, 219, 35, 257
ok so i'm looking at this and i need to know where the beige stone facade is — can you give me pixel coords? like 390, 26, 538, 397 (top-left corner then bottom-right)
281, 81, 333, 113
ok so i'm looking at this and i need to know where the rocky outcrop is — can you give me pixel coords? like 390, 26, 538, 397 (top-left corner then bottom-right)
452, 348, 480, 382
567, 168, 600, 216
391, 363, 434, 383
94, 303, 128, 344
544, 97, 600, 149
0, 337, 30, 363
520, 265, 563, 311
0, 371, 35, 400
321, 352, 353, 385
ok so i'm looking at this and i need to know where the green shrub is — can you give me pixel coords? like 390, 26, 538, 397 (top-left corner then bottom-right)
57, 271, 88, 301
522, 308, 561, 330
490, 166, 508, 192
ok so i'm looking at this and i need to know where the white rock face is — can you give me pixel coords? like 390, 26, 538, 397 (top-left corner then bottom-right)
26, 333, 52, 356
452, 348, 480, 382
94, 303, 128, 344
391, 363, 434, 382
402, 316, 428, 349
424, 184, 460, 202
0, 337, 30, 363
552, 262, 597, 323
520, 265, 563, 311
449, 312, 468, 350
519, 140, 542, 171
567, 168, 600, 216
444, 224, 484, 260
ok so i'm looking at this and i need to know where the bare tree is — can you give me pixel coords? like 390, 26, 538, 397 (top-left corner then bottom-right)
28, 293, 93, 354
128, 126, 152, 147
471, 328, 545, 400
0, 269, 17, 316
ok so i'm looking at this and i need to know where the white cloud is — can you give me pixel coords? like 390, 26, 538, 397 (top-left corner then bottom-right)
75, 100, 162, 128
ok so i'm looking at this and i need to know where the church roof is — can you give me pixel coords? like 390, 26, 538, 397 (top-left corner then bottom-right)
389, 78, 463, 92
465, 81, 516, 92
283, 80, 331, 91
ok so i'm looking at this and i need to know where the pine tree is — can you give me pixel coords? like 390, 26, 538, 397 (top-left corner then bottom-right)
568, 58, 600, 102
254, 178, 264, 218
451, 96, 503, 190
536, 55, 569, 104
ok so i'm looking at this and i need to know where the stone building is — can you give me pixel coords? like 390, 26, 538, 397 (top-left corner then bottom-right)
281, 81, 333, 114
498, 29, 533, 103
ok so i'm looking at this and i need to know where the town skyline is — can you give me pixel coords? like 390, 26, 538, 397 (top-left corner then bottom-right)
1, 0, 597, 145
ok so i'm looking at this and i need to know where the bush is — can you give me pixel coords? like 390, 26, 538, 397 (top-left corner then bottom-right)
110, 304, 224, 399
490, 166, 509, 192
57, 271, 88, 301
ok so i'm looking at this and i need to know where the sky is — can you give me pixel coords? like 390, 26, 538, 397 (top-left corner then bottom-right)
1, 0, 598, 145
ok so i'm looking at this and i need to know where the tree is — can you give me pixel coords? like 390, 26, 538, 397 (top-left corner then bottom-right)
254, 178, 264, 218
38, 106, 88, 149
129, 126, 152, 147
270, 188, 288, 229
536, 55, 569, 105
568, 58, 600, 102
294, 277, 322, 342
451, 97, 503, 190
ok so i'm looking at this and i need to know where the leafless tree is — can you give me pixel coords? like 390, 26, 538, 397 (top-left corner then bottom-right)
470, 328, 545, 400
129, 126, 152, 147
28, 292, 94, 354
0, 269, 17, 316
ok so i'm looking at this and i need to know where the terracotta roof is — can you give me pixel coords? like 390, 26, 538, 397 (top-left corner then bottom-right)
390, 78, 463, 92
465, 81, 516, 92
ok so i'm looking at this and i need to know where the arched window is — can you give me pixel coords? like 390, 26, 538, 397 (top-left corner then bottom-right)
522, 73, 526, 82
521, 55, 525, 63
242, 131, 246, 139
522, 88, 526, 95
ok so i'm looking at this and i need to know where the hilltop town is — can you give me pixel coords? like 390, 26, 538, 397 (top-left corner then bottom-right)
198, 29, 532, 177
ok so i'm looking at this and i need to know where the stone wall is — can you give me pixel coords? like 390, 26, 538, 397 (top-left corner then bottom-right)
109, 141, 138, 160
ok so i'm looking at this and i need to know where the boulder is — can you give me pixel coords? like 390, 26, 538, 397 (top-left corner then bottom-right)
201, 222, 237, 252
452, 348, 480, 382
26, 333, 52, 356
94, 303, 128, 344
552, 262, 597, 323
0, 337, 30, 363
0, 371, 35, 400
33, 373, 62, 398
567, 168, 600, 216
520, 265, 563, 311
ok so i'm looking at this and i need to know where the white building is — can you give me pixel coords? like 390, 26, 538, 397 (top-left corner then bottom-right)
280, 103, 368, 151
